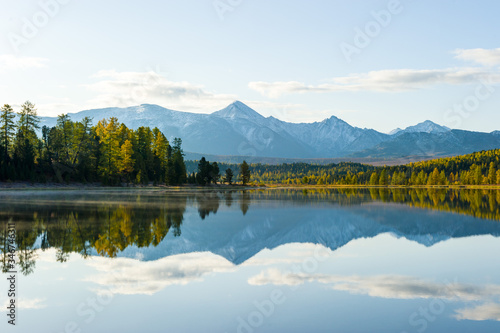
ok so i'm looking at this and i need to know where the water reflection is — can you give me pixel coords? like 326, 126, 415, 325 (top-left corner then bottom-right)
0, 188, 499, 276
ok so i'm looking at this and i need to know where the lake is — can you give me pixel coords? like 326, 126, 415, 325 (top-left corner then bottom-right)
1, 188, 500, 333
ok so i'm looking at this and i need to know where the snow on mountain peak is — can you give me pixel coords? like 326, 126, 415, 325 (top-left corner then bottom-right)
212, 101, 264, 120
400, 120, 450, 134
389, 128, 403, 135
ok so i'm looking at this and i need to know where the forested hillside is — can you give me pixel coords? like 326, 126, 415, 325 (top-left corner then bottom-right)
187, 150, 500, 186
0, 102, 185, 185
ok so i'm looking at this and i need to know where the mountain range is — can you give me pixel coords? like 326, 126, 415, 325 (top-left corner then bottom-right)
40, 101, 500, 162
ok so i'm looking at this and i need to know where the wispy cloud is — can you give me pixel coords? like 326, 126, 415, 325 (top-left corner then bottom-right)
249, 269, 500, 301
454, 303, 500, 321
2, 298, 47, 310
249, 68, 500, 98
0, 54, 48, 72
454, 48, 500, 66
249, 48, 500, 98
84, 70, 237, 112
84, 252, 234, 296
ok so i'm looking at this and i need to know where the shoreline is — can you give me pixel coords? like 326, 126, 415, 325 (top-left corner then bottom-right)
0, 182, 499, 191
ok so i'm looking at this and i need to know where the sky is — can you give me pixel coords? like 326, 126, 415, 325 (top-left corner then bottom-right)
1, 0, 500, 133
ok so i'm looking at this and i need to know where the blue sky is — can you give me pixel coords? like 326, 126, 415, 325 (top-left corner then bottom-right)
1, 0, 500, 133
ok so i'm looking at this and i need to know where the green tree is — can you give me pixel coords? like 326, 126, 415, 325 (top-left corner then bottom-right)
120, 139, 135, 181
240, 160, 251, 185
211, 162, 220, 184
488, 162, 496, 185
379, 169, 388, 186
13, 101, 40, 179
152, 128, 169, 183
224, 168, 234, 185
196, 157, 210, 185
369, 172, 379, 185
95, 117, 121, 183
170, 138, 186, 185
0, 104, 16, 163
17, 101, 40, 145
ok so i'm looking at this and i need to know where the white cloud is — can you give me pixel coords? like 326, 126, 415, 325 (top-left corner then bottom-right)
249, 269, 500, 302
2, 298, 47, 310
84, 70, 237, 112
0, 54, 48, 72
84, 252, 234, 295
454, 48, 500, 66
454, 303, 500, 321
249, 68, 500, 98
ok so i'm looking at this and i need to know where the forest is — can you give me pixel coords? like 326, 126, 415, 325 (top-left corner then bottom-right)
0, 102, 186, 185
199, 150, 500, 186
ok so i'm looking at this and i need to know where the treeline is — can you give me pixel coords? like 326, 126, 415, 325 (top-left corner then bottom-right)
202, 150, 500, 186
186, 157, 251, 185
0, 102, 186, 185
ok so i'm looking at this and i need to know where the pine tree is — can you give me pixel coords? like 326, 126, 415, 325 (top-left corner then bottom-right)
196, 157, 210, 185
17, 101, 40, 144
211, 162, 220, 184
225, 168, 234, 185
13, 101, 40, 179
171, 138, 186, 185
379, 169, 388, 186
240, 160, 251, 185
0, 104, 16, 163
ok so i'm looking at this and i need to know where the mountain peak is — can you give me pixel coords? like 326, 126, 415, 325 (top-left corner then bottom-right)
400, 120, 450, 134
212, 101, 264, 120
389, 128, 403, 135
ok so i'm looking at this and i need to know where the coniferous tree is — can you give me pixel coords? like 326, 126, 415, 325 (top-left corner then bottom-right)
171, 138, 186, 185
211, 162, 220, 184
378, 169, 388, 186
196, 157, 210, 185
240, 160, 251, 185
225, 168, 234, 185
0, 104, 16, 163
13, 101, 40, 180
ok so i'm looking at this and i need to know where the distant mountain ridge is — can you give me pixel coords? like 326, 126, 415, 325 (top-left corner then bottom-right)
39, 101, 500, 160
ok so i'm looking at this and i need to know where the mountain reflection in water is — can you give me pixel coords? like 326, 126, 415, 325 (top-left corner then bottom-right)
1, 188, 500, 276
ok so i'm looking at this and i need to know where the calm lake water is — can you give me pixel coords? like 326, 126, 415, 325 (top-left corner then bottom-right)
1, 188, 500, 333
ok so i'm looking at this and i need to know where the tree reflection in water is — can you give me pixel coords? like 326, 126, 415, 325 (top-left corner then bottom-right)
0, 188, 499, 275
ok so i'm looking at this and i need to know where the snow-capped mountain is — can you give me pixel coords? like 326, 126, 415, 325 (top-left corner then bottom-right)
391, 120, 451, 136
39, 101, 500, 160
